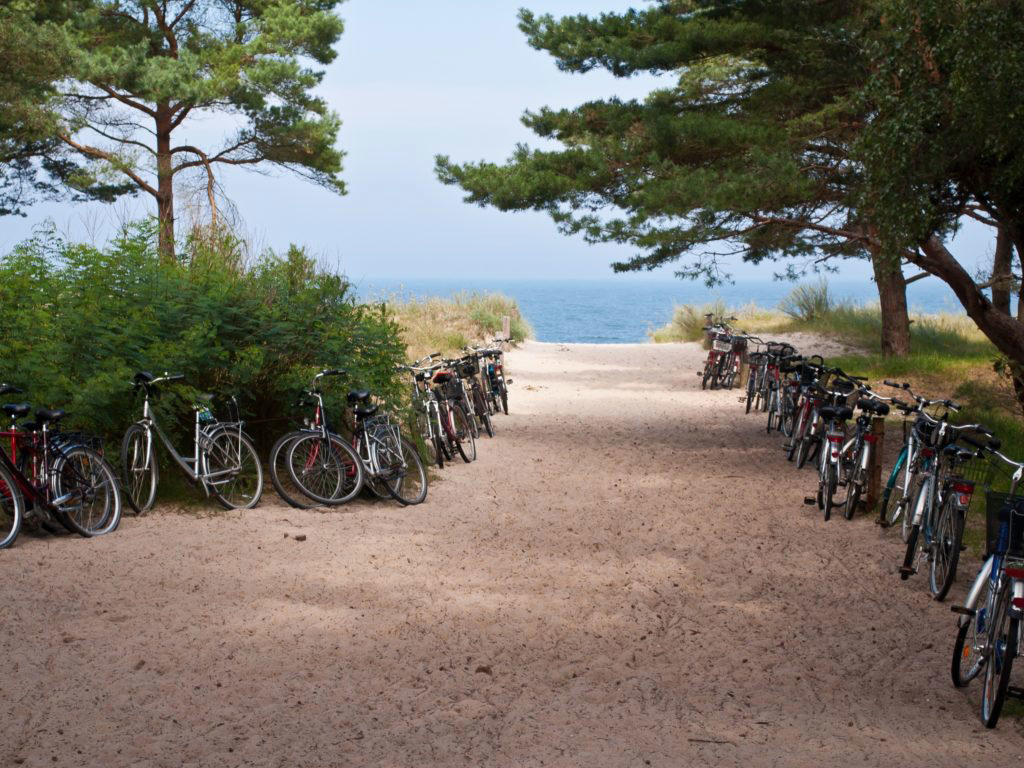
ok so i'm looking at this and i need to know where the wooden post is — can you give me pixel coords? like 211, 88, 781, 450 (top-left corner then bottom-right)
866, 415, 886, 515
501, 315, 511, 341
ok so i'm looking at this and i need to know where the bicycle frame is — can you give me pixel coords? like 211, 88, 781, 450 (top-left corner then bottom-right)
0, 423, 86, 512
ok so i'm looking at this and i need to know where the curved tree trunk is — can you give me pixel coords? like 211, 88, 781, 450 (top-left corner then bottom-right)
156, 106, 175, 263
870, 249, 911, 357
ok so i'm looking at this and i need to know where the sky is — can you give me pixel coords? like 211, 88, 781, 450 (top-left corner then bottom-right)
0, 0, 996, 285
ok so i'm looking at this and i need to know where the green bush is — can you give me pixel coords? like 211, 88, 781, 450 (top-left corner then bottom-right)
0, 222, 407, 454
779, 279, 833, 321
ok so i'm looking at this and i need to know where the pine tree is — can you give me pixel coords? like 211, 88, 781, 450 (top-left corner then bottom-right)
436, 0, 914, 355
48, 1, 347, 261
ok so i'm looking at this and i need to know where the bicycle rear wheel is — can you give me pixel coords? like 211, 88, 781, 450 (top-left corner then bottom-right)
929, 496, 963, 601
53, 445, 122, 536
880, 449, 908, 527
0, 464, 24, 549
446, 404, 476, 463
204, 430, 263, 510
121, 423, 159, 515
952, 610, 986, 687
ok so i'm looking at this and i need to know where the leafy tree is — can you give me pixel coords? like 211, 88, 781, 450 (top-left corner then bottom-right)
436, 0, 915, 356
858, 0, 1024, 405
0, 1, 132, 216
45, 0, 347, 262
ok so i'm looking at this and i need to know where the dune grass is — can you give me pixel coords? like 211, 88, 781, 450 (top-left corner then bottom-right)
389, 292, 532, 360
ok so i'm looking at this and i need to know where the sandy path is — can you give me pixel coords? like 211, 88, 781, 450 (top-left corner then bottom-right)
2, 340, 1024, 767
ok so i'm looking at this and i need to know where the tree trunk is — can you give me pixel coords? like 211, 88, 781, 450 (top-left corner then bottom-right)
870, 248, 911, 357
992, 223, 1014, 315
155, 107, 175, 263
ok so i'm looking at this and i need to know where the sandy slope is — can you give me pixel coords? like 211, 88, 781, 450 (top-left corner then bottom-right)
2, 339, 1023, 767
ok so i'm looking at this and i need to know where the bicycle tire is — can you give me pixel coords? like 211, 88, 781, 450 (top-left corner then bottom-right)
53, 445, 122, 536
929, 498, 963, 601
952, 612, 986, 688
787, 408, 807, 461
745, 371, 756, 413
286, 432, 364, 505
0, 464, 24, 549
120, 423, 159, 515
269, 432, 317, 509
981, 586, 1018, 728
823, 463, 837, 522
781, 392, 796, 437
844, 446, 867, 521
474, 389, 494, 437
205, 430, 264, 510
903, 476, 925, 543
381, 437, 428, 506
701, 361, 712, 390
499, 381, 508, 415
880, 448, 908, 527
446, 404, 475, 463
901, 523, 921, 580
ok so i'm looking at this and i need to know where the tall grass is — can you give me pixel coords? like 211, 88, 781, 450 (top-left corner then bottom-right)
390, 292, 532, 359
778, 278, 834, 321
649, 301, 784, 343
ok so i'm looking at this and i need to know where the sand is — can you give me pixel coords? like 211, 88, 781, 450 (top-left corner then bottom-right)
2, 339, 1023, 767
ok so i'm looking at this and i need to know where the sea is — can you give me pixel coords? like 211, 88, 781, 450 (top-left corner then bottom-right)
355, 276, 968, 345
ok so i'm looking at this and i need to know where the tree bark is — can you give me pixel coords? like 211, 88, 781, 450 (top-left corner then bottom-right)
992, 223, 1014, 315
914, 236, 1024, 389
155, 106, 175, 263
869, 247, 912, 357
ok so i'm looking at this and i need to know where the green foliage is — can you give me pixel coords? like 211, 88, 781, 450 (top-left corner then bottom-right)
0, 222, 406, 452
437, 1, 874, 283
778, 279, 833, 322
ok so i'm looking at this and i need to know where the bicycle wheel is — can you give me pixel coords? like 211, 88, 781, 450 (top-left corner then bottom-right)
53, 445, 122, 536
446, 404, 476, 463
269, 432, 317, 509
0, 464, 24, 549
844, 446, 867, 521
981, 584, 1018, 728
701, 360, 713, 390
745, 369, 756, 413
766, 389, 778, 433
901, 523, 921, 580
474, 389, 494, 437
120, 423, 159, 515
379, 436, 428, 506
464, 400, 480, 440
781, 392, 797, 437
880, 449, 908, 527
952, 609, 987, 687
787, 408, 807, 461
286, 432, 364, 505
203, 429, 263, 510
823, 463, 837, 522
929, 496, 964, 601
499, 382, 508, 415
902, 475, 924, 543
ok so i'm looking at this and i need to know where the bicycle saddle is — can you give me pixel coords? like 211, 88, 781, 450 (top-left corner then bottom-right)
36, 409, 66, 424
415, 372, 428, 382
347, 390, 371, 404
820, 405, 854, 421
19, 420, 38, 432
354, 403, 379, 418
0, 384, 21, 396
134, 371, 155, 384
431, 372, 453, 383
856, 398, 890, 416
2, 403, 31, 419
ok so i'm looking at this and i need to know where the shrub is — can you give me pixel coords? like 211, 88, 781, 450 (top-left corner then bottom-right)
0, 222, 407, 454
779, 279, 833, 321
391, 291, 532, 359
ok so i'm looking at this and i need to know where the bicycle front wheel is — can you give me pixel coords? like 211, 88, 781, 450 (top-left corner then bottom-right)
204, 430, 263, 510
121, 423, 159, 515
286, 432, 364, 505
0, 464, 24, 549
446, 404, 476, 463
981, 584, 1019, 728
53, 445, 122, 536
269, 432, 317, 509
952, 610, 986, 688
880, 449, 908, 527
379, 436, 428, 506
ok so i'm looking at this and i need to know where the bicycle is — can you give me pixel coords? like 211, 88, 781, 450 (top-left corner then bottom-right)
900, 417, 993, 600
431, 365, 476, 463
268, 369, 365, 508
121, 372, 263, 512
699, 315, 737, 390
950, 448, 1024, 727
1, 385, 121, 545
482, 341, 511, 415
404, 355, 451, 468
460, 348, 496, 438
348, 392, 427, 506
836, 390, 891, 520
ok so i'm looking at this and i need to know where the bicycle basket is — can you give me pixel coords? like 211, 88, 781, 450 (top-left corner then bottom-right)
460, 359, 480, 377
961, 454, 998, 493
984, 492, 1024, 559
712, 337, 732, 353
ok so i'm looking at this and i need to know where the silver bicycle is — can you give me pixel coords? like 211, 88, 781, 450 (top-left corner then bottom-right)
121, 372, 263, 512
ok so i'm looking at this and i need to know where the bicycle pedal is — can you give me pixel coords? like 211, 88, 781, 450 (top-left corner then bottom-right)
803, 497, 816, 506
874, 517, 890, 528
951, 605, 976, 617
